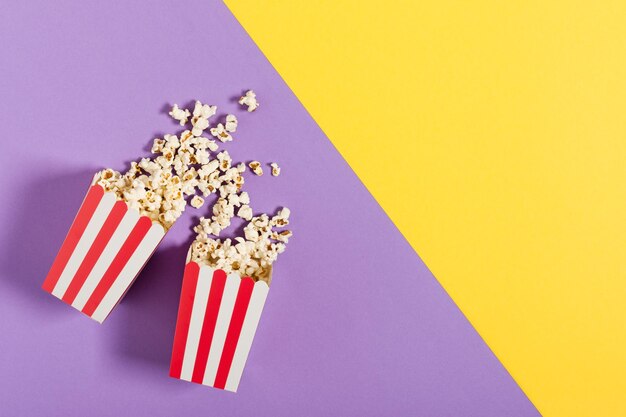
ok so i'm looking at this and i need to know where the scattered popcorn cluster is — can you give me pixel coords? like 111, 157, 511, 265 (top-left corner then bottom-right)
96, 101, 236, 229
95, 91, 291, 282
191, 207, 291, 284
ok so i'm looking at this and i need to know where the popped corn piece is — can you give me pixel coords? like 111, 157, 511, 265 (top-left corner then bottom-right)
164, 133, 180, 149
191, 101, 217, 136
198, 159, 219, 178
228, 193, 241, 207
219, 182, 238, 198
238, 204, 253, 221
159, 210, 178, 228
169, 104, 191, 126
210, 123, 233, 142
248, 161, 263, 176
272, 230, 293, 243
207, 140, 219, 152
270, 162, 281, 177
193, 100, 217, 119
179, 130, 194, 146
96, 168, 121, 191
151, 138, 165, 153
194, 148, 210, 165
278, 207, 291, 219
191, 117, 209, 137
156, 148, 175, 168
238, 90, 259, 112
217, 151, 232, 171
139, 158, 159, 174
190, 195, 205, 209
100, 168, 117, 181
225, 114, 238, 132
234, 173, 244, 190
270, 207, 291, 227
192, 136, 215, 152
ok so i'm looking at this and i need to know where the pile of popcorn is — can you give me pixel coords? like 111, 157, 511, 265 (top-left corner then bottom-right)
190, 207, 291, 284
94, 91, 291, 282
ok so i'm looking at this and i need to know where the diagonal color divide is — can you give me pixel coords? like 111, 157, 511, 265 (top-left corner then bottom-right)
225, 1, 626, 416
0, 0, 541, 416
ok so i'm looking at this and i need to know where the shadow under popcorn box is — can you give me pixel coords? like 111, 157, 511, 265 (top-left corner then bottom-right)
42, 175, 166, 323
169, 261, 270, 392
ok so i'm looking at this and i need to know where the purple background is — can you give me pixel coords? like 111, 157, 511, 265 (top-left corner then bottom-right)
0, 1, 539, 416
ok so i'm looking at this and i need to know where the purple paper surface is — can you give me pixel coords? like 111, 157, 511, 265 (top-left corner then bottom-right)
0, 1, 539, 416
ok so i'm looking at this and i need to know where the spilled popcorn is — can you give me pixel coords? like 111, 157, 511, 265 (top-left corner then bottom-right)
190, 195, 205, 209
209, 114, 237, 143
95, 99, 247, 230
191, 208, 291, 284
96, 92, 291, 283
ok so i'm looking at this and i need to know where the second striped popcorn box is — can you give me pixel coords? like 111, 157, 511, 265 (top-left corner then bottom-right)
42, 178, 166, 323
169, 262, 270, 392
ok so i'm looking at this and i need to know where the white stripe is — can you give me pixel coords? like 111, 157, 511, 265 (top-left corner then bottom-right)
91, 223, 165, 323
202, 272, 240, 386
52, 193, 116, 298
179, 266, 214, 381
224, 281, 269, 392
72, 209, 139, 311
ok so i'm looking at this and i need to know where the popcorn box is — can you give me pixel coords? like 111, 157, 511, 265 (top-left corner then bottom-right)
169, 262, 270, 392
42, 178, 166, 323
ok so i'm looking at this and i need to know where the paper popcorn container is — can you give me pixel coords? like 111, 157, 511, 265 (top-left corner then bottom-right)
169, 262, 270, 392
42, 178, 166, 323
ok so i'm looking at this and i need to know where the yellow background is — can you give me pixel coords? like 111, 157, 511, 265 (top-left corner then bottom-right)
225, 1, 626, 416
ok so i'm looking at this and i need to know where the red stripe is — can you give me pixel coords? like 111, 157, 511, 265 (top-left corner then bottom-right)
62, 200, 128, 304
191, 269, 227, 384
213, 277, 255, 389
169, 263, 201, 379
81, 216, 152, 316
42, 185, 104, 293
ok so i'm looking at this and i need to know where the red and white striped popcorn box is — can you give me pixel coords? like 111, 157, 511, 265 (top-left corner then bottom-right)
42, 177, 166, 323
169, 261, 270, 392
